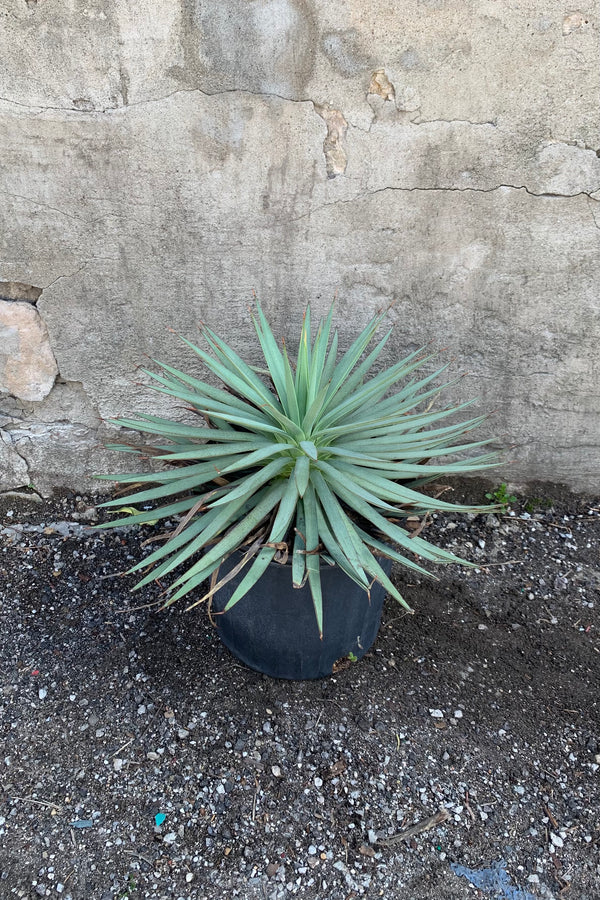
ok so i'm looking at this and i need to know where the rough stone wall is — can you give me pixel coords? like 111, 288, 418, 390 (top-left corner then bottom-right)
1, 0, 599, 495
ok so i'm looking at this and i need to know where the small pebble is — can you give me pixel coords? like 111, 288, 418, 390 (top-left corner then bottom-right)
429, 709, 444, 719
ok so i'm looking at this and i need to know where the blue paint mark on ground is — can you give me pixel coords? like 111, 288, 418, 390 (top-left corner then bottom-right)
451, 861, 537, 900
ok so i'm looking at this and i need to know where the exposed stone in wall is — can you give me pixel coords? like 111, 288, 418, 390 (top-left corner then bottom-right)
2, 379, 101, 429
0, 379, 134, 496
5, 422, 119, 497
0, 301, 58, 402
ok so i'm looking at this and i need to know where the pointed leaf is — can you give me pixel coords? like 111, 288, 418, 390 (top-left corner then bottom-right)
300, 440, 318, 461
309, 470, 368, 582
303, 483, 324, 638
306, 304, 334, 408
292, 499, 306, 588
251, 301, 289, 411
315, 503, 370, 589
294, 455, 310, 497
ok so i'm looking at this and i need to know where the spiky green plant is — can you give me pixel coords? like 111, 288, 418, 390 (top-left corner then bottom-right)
97, 303, 499, 637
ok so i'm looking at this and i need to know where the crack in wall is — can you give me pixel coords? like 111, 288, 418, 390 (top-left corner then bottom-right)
281, 184, 600, 228
0, 86, 598, 162
0, 189, 87, 222
0, 85, 316, 115
411, 118, 498, 128
43, 264, 88, 290
3, 171, 597, 236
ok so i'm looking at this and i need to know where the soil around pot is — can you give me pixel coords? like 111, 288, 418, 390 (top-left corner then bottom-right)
0, 480, 599, 899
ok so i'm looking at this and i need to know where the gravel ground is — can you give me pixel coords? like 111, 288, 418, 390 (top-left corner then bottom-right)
1, 481, 599, 900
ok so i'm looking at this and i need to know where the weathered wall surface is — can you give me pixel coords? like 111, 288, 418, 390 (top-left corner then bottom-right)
1, 0, 599, 495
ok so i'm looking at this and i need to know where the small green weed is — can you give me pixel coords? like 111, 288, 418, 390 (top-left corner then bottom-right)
485, 483, 517, 511
523, 496, 553, 514
348, 651, 358, 663
118, 875, 137, 899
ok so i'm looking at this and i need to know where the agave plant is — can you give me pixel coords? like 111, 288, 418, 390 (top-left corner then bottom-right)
97, 303, 499, 637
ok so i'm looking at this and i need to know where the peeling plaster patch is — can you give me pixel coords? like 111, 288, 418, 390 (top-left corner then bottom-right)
0, 302, 58, 401
314, 103, 348, 178
563, 11, 590, 34
368, 69, 395, 102
0, 281, 42, 304
533, 141, 600, 196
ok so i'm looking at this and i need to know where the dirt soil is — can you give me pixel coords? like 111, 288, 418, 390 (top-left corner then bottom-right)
0, 481, 599, 900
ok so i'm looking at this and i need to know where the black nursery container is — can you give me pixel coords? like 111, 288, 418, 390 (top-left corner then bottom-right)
211, 554, 393, 680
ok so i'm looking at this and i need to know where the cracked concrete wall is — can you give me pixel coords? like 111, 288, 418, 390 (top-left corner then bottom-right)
1, 0, 599, 495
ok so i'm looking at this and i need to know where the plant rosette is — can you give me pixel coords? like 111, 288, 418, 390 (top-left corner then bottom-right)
96, 302, 500, 679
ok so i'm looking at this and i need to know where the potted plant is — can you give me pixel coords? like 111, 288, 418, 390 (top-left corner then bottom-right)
97, 302, 499, 679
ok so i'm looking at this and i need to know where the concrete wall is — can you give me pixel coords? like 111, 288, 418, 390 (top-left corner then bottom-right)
1, 0, 599, 495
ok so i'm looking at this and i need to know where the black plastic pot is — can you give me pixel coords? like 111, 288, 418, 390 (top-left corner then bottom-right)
211, 554, 393, 680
